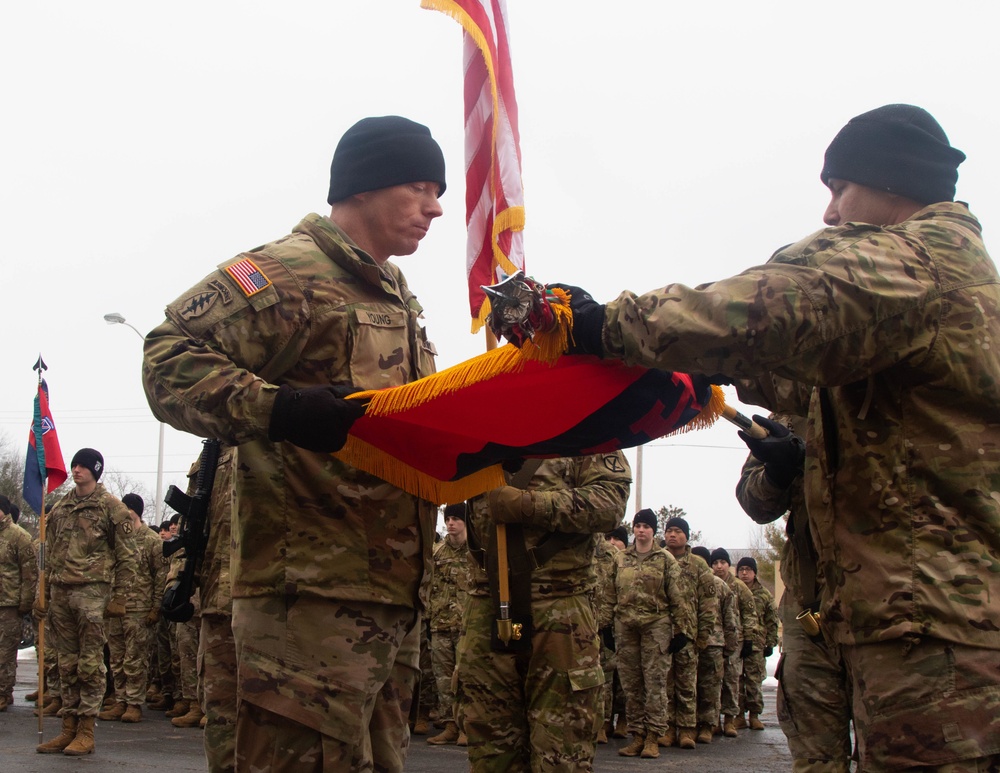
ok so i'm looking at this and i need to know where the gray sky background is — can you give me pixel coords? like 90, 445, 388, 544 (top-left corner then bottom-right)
2, 1, 997, 548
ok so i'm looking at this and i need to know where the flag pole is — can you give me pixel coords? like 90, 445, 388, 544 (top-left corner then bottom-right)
33, 361, 47, 743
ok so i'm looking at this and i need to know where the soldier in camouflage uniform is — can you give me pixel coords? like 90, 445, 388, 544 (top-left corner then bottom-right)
148, 521, 176, 712
142, 115, 445, 772
591, 530, 620, 744
426, 502, 469, 746
662, 516, 717, 750
36, 448, 138, 756
612, 508, 695, 760
737, 409, 854, 771
457, 453, 631, 772
690, 545, 738, 744
100, 494, 166, 724
710, 548, 757, 737
554, 103, 1000, 770
736, 556, 778, 730
0, 494, 36, 712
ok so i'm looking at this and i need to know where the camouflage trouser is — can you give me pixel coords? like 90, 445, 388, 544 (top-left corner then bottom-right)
843, 637, 1000, 772
106, 612, 155, 705
615, 616, 672, 738
430, 627, 461, 723
740, 648, 767, 715
48, 582, 109, 717
666, 640, 699, 729
174, 613, 200, 705
598, 630, 617, 725
199, 613, 237, 773
458, 594, 603, 772
696, 645, 725, 728
233, 596, 419, 773
775, 594, 852, 771
720, 649, 742, 717
155, 617, 175, 697
417, 622, 437, 718
0, 606, 21, 700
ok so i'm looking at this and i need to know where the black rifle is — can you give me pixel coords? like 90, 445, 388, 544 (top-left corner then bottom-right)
161, 439, 221, 623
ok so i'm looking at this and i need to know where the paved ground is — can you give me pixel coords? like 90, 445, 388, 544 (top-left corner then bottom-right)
2, 648, 792, 771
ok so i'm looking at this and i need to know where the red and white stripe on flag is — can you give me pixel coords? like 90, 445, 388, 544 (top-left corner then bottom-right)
422, 0, 525, 331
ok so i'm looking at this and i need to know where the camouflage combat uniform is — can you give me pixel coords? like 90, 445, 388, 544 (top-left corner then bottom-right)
721, 571, 757, 720
600, 201, 1000, 769
741, 576, 778, 718
458, 453, 631, 772
666, 546, 717, 735
106, 522, 166, 707
613, 541, 695, 741
45, 484, 137, 718
166, 550, 200, 712
591, 535, 618, 731
0, 510, 36, 706
142, 213, 438, 772
696, 572, 737, 735
428, 531, 468, 725
737, 409, 853, 772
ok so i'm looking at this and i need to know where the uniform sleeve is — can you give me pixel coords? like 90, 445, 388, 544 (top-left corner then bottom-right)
738, 581, 758, 644
602, 227, 941, 387
735, 452, 794, 525
18, 532, 38, 610
695, 564, 718, 650
665, 556, 696, 640
764, 592, 780, 648
149, 536, 167, 613
529, 453, 631, 534
109, 500, 138, 600
722, 586, 739, 655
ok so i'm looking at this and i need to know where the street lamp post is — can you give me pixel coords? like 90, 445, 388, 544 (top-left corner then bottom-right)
104, 312, 165, 523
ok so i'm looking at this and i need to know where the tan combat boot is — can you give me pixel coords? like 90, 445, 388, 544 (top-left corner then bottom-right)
36, 715, 78, 753
149, 693, 174, 711
165, 699, 190, 718
723, 714, 738, 737
456, 730, 468, 746
656, 726, 676, 747
63, 715, 96, 756
99, 700, 127, 721
172, 704, 205, 728
0, 696, 8, 712
696, 724, 713, 744
678, 727, 697, 749
611, 713, 628, 738
200, 714, 207, 728
121, 704, 143, 723
596, 722, 608, 744
640, 734, 660, 758
427, 721, 460, 745
618, 731, 645, 757
26, 689, 40, 702
411, 713, 430, 735
749, 713, 765, 730
733, 712, 748, 730
37, 696, 63, 716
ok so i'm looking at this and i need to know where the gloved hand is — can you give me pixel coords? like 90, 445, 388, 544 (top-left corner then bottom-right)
104, 597, 127, 618
501, 457, 526, 475
487, 485, 533, 524
268, 384, 367, 453
764, 646, 774, 657
32, 603, 47, 622
738, 414, 806, 488
740, 641, 753, 659
145, 608, 161, 626
548, 284, 605, 357
667, 633, 690, 654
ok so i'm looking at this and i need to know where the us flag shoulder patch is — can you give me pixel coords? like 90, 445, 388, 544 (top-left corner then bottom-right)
225, 258, 271, 297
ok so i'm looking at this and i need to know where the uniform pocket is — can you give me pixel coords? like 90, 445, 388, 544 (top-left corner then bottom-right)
567, 664, 606, 693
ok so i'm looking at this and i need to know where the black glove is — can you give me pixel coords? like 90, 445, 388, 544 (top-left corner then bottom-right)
667, 632, 690, 655
548, 284, 605, 357
738, 414, 805, 488
740, 641, 753, 659
764, 646, 774, 657
268, 384, 366, 453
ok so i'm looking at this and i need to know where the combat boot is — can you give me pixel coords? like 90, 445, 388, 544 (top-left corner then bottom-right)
618, 732, 645, 757
200, 714, 207, 728
749, 713, 765, 730
696, 724, 714, 744
99, 700, 127, 721
411, 713, 430, 735
678, 727, 697, 749
63, 715, 96, 756
640, 734, 660, 758
723, 715, 738, 737
121, 704, 143, 723
596, 722, 608, 744
36, 715, 78, 753
656, 726, 676, 747
427, 721, 460, 745
37, 696, 62, 716
173, 704, 205, 728
165, 699, 190, 718
733, 712, 748, 730
456, 730, 467, 746
149, 693, 174, 711
26, 689, 40, 702
611, 713, 628, 738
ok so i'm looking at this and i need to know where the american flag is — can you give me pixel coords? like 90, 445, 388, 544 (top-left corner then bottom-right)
422, 0, 525, 332
225, 257, 271, 297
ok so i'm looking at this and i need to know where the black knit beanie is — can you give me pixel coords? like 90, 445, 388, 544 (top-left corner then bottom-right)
328, 116, 446, 204
70, 448, 104, 482
691, 545, 711, 563
664, 516, 690, 540
632, 508, 658, 532
122, 493, 144, 517
606, 526, 629, 545
737, 556, 758, 575
821, 104, 965, 205
443, 502, 466, 522
710, 547, 731, 566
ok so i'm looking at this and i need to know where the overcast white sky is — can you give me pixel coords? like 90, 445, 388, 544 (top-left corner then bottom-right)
2, 1, 997, 548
